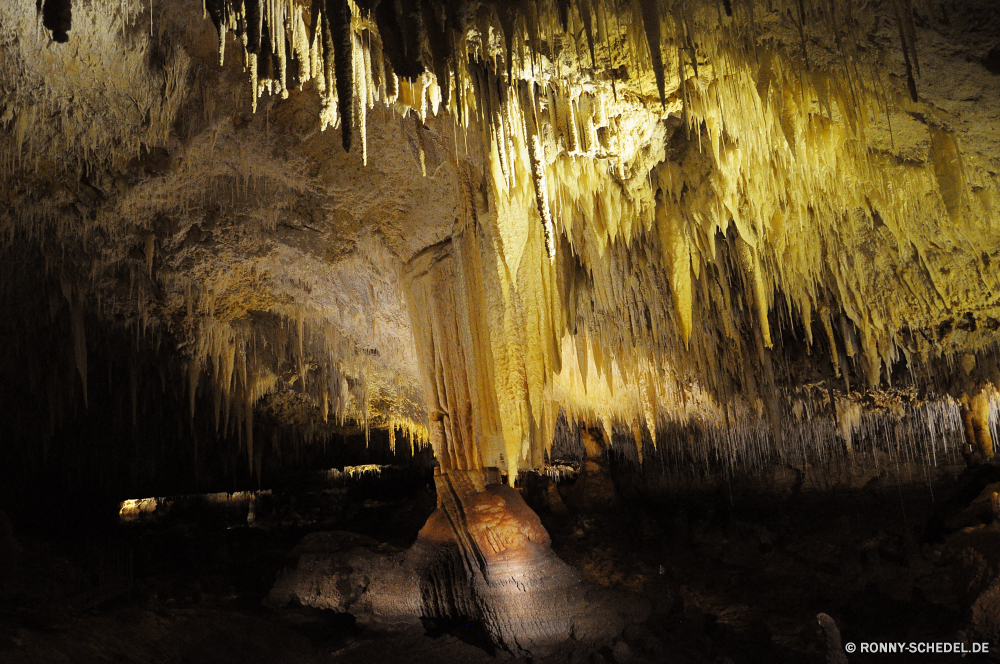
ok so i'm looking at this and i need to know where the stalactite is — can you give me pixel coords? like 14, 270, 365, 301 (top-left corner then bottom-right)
529, 133, 556, 262
637, 0, 666, 106
1, 0, 993, 493
890, 0, 920, 102
328, 0, 354, 152
353, 29, 368, 164
245, 0, 262, 54
578, 0, 597, 68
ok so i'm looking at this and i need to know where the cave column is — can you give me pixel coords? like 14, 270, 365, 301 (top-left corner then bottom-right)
401, 236, 647, 655
403, 239, 486, 475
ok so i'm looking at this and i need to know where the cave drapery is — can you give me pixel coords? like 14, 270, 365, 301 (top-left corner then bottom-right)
1, 0, 999, 503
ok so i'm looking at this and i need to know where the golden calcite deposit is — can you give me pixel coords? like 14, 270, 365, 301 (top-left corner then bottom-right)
1, 0, 999, 480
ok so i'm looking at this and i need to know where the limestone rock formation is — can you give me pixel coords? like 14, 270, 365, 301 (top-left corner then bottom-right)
3, 0, 999, 486
267, 530, 422, 620
2, 0, 1000, 657
268, 470, 648, 657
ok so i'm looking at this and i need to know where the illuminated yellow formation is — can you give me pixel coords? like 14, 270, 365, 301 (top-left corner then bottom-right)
2, 0, 998, 480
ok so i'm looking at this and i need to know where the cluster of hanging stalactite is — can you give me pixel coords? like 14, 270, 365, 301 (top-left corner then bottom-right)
2, 0, 432, 466
0, 261, 430, 511
601, 394, 975, 481
2, 0, 998, 486
1, 2, 189, 178
229, 0, 997, 480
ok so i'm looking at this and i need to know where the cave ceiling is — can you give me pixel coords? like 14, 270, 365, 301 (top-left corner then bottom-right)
1, 0, 999, 482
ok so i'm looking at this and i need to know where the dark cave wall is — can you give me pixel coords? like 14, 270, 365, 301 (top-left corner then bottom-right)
0, 260, 431, 530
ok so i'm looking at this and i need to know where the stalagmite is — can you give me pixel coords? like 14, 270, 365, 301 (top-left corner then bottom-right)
5, 1, 1000, 652
0, 0, 1000, 632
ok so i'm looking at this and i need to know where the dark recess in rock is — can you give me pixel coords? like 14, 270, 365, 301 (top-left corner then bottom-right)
40, 0, 72, 43
984, 46, 1000, 74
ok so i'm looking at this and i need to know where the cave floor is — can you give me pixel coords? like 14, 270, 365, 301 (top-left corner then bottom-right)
1, 465, 997, 664
535, 473, 979, 663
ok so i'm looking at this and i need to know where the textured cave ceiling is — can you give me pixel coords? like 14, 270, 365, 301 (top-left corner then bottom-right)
1, 0, 999, 488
